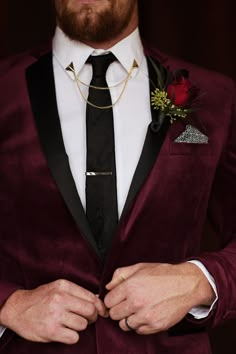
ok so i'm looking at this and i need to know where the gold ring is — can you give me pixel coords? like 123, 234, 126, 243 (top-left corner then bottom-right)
119, 274, 125, 282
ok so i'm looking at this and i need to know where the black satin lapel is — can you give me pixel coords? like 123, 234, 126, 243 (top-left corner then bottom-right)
121, 56, 170, 218
25, 52, 100, 257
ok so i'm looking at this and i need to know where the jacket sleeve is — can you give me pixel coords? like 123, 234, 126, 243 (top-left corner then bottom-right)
192, 79, 236, 327
169, 80, 236, 336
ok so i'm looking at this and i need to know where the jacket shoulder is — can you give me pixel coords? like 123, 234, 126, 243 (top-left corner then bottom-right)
144, 44, 235, 94
0, 42, 52, 79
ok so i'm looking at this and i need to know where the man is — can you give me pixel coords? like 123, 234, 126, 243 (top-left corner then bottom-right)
0, 0, 235, 353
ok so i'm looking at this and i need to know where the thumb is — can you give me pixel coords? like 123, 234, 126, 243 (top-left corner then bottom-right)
106, 263, 143, 290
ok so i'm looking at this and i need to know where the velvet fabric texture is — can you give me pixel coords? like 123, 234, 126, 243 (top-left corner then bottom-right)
0, 44, 236, 353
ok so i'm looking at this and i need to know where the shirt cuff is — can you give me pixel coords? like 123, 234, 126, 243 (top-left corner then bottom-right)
0, 326, 6, 337
187, 260, 218, 319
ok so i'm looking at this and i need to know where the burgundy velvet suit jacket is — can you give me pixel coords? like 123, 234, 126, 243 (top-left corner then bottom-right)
0, 43, 236, 354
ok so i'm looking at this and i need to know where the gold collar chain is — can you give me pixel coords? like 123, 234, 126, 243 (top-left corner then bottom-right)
66, 60, 138, 110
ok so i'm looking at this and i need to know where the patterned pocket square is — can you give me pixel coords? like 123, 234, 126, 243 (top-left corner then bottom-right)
174, 125, 208, 144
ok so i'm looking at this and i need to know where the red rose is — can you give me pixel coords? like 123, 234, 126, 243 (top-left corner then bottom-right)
167, 77, 192, 106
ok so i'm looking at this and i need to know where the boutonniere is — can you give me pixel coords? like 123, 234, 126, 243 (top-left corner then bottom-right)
148, 57, 202, 130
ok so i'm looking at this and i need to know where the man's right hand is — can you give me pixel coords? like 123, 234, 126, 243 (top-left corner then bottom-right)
0, 279, 107, 344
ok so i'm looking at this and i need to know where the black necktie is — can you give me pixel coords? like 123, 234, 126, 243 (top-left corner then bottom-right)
86, 53, 118, 261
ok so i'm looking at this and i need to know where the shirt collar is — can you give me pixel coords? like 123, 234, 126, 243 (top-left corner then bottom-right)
53, 26, 144, 76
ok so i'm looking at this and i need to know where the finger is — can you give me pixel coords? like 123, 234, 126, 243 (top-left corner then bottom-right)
135, 325, 161, 335
65, 280, 99, 303
104, 284, 126, 309
54, 280, 107, 318
106, 271, 126, 290
53, 279, 99, 304
109, 300, 132, 321
119, 313, 144, 332
69, 284, 108, 318
106, 264, 143, 290
93, 296, 109, 318
53, 327, 80, 345
66, 295, 98, 323
63, 312, 88, 332
120, 310, 165, 335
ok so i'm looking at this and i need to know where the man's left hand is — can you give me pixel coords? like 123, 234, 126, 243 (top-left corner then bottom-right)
104, 262, 215, 334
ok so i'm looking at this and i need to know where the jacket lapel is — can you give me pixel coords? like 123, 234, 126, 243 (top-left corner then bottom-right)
25, 51, 170, 260
120, 56, 170, 218
25, 52, 101, 258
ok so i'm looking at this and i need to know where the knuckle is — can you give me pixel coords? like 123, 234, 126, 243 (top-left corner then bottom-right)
79, 318, 88, 330
86, 302, 96, 316
94, 297, 104, 311
108, 308, 116, 320
119, 320, 124, 330
136, 328, 145, 335
158, 318, 168, 331
104, 295, 111, 308
86, 292, 96, 302
132, 297, 144, 311
114, 268, 123, 278
135, 263, 145, 271
46, 323, 58, 339
46, 295, 65, 319
66, 331, 80, 344
88, 306, 98, 321
54, 279, 69, 291
94, 293, 102, 303
143, 311, 153, 324
49, 291, 64, 305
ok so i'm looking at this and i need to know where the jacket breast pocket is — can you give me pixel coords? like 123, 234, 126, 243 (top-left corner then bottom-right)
169, 142, 212, 155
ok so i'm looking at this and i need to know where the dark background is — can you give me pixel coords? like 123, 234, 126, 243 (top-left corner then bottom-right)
0, 1, 236, 353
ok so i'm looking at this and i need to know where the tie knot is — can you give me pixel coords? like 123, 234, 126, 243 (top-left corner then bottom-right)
86, 52, 117, 79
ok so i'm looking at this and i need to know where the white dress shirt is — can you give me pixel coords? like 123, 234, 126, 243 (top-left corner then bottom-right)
0, 26, 217, 337
53, 26, 150, 217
